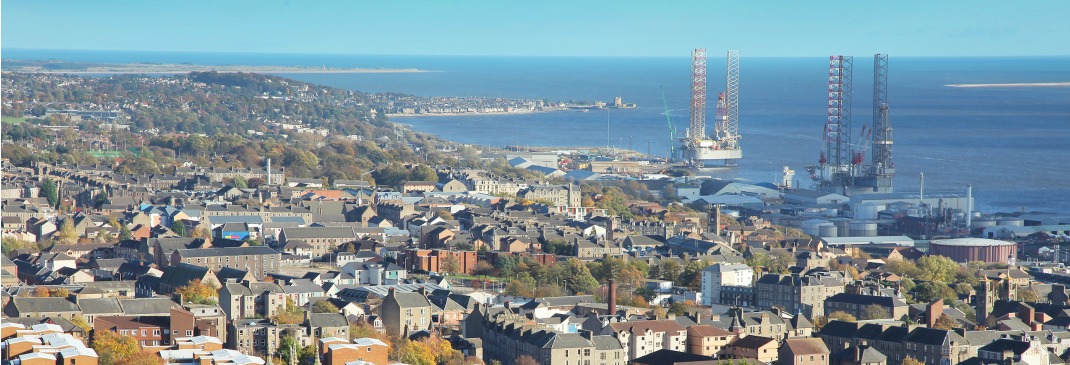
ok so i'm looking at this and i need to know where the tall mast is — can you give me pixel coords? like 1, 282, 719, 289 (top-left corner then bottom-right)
688, 48, 708, 140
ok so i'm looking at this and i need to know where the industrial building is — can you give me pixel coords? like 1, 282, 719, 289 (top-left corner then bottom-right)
928, 238, 1017, 264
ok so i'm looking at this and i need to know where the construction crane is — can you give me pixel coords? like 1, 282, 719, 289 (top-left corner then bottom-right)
660, 85, 677, 162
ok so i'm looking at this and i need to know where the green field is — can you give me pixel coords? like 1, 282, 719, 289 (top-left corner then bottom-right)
1, 116, 25, 124
88, 151, 126, 158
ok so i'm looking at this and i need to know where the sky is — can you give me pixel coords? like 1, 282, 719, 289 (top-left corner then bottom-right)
2, 0, 1069, 57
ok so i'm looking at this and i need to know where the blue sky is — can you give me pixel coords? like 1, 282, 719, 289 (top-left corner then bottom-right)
3, 0, 1068, 57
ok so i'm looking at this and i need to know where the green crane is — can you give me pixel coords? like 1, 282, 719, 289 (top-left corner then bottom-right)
660, 85, 677, 162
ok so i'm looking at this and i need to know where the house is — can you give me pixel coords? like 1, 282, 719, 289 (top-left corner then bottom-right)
701, 263, 754, 306
307, 313, 349, 339
780, 338, 830, 365
379, 288, 433, 336
326, 338, 389, 365
726, 335, 778, 363
218, 280, 287, 321
687, 324, 736, 358
278, 227, 358, 257
823, 293, 908, 320
3, 297, 82, 319
171, 246, 281, 279
604, 319, 688, 360
94, 315, 171, 348
157, 263, 220, 295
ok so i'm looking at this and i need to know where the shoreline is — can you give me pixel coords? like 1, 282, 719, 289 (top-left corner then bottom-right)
946, 81, 1070, 88
3, 68, 429, 75
388, 108, 568, 118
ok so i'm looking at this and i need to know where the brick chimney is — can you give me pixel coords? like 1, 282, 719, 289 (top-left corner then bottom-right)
607, 279, 617, 316
926, 299, 943, 328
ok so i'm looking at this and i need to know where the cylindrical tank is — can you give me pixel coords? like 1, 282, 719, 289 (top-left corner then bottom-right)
997, 218, 1024, 227
819, 225, 838, 238
849, 221, 878, 237
972, 219, 997, 229
802, 219, 831, 236
833, 218, 851, 234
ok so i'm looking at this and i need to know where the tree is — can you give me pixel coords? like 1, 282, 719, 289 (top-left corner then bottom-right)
932, 314, 957, 330
119, 225, 133, 241
1018, 287, 1039, 302
176, 279, 218, 305
409, 164, 438, 182
441, 254, 461, 275
473, 261, 495, 276
92, 329, 163, 365
668, 301, 689, 316
171, 220, 187, 236
311, 300, 339, 313
71, 315, 91, 333
659, 260, 684, 283
273, 297, 305, 325
916, 255, 960, 282
57, 218, 78, 244
902, 357, 925, 365
828, 311, 857, 322
861, 304, 888, 320
40, 178, 59, 207
32, 286, 50, 297
232, 176, 248, 189
391, 338, 435, 365
562, 258, 599, 294
515, 355, 539, 365
913, 281, 956, 303
49, 288, 70, 298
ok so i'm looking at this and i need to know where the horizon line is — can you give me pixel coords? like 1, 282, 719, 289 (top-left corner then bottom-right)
5, 47, 1070, 59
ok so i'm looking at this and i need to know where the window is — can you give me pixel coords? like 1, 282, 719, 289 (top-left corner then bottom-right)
186, 330, 193, 336
154, 330, 160, 336
142, 330, 147, 336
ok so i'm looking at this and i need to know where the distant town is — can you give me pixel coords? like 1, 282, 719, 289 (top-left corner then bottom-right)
3, 69, 1070, 365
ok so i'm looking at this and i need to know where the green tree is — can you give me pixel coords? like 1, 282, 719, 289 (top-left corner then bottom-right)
659, 260, 684, 283
913, 281, 957, 303
668, 301, 689, 316
861, 304, 888, 320
119, 224, 133, 241
273, 297, 306, 325
171, 220, 187, 236
1018, 287, 1039, 302
563, 258, 599, 294
916, 255, 960, 282
232, 176, 248, 189
40, 178, 59, 207
409, 164, 438, 182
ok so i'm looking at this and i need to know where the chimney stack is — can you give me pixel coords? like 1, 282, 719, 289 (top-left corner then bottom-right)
926, 299, 944, 328
267, 158, 272, 185
966, 184, 973, 230
714, 204, 722, 236
607, 279, 617, 316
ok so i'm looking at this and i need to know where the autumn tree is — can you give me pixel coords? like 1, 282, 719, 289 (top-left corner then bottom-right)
932, 314, 957, 330
441, 254, 461, 275
49, 288, 70, 298
515, 355, 539, 365
92, 329, 163, 365
391, 338, 435, 365
57, 218, 78, 244
273, 297, 306, 325
175, 279, 218, 305
311, 300, 339, 313
31, 286, 50, 297
1018, 287, 1039, 302
902, 357, 925, 365
828, 311, 857, 322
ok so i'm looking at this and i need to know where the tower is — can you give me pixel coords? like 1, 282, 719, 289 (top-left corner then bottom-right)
820, 55, 854, 192
688, 48, 708, 141
859, 53, 895, 193
722, 50, 740, 148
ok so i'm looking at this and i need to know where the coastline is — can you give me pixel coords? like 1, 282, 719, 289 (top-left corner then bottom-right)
1, 63, 429, 75
388, 108, 567, 118
946, 81, 1070, 88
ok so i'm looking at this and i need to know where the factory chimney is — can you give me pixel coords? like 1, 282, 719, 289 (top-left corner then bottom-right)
966, 184, 973, 230
919, 172, 924, 203
607, 279, 617, 316
714, 204, 722, 236
267, 158, 272, 185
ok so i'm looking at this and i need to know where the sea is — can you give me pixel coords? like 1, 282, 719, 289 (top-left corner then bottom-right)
5, 49, 1069, 215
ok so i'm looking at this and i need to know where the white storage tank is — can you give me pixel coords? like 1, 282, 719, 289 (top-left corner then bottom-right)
802, 219, 831, 237
972, 219, 997, 229
849, 221, 879, 237
819, 224, 838, 238
997, 218, 1024, 227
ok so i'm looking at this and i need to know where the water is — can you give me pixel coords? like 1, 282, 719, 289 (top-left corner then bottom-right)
5, 49, 1069, 214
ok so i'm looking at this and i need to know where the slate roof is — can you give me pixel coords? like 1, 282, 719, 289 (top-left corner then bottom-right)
308, 313, 348, 328
390, 292, 431, 308
175, 246, 279, 258
119, 298, 179, 316
979, 339, 1031, 354
782, 338, 830, 355
77, 298, 123, 315
282, 227, 357, 239
633, 349, 714, 365
159, 263, 212, 288
10, 297, 81, 314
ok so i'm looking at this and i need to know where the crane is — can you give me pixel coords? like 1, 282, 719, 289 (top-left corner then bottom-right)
660, 85, 677, 162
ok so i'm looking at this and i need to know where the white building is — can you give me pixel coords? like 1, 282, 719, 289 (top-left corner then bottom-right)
700, 263, 754, 306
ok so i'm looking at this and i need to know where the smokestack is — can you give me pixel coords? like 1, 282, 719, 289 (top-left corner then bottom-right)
267, 158, 272, 185
919, 172, 924, 203
714, 204, 722, 236
966, 184, 973, 230
607, 279, 617, 316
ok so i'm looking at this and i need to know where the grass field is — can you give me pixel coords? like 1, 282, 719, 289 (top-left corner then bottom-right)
1, 116, 25, 124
